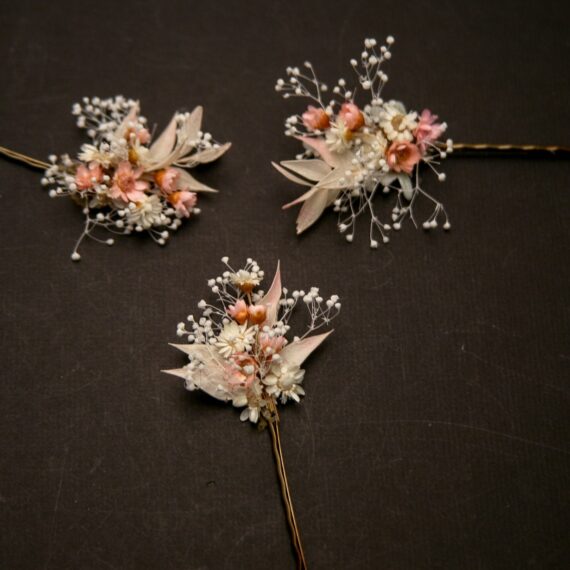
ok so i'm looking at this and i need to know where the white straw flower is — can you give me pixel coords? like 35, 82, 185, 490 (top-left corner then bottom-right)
215, 322, 257, 357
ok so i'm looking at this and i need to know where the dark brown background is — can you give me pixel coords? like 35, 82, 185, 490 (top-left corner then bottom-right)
1, 0, 569, 568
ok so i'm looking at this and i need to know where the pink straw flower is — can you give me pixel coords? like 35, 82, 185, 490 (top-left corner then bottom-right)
108, 161, 149, 202
259, 333, 286, 356
386, 141, 422, 174
247, 304, 267, 325
155, 167, 180, 194
75, 162, 103, 191
226, 353, 258, 388
227, 299, 249, 324
414, 109, 446, 152
338, 102, 365, 131
168, 190, 197, 217
302, 105, 330, 131
136, 128, 151, 144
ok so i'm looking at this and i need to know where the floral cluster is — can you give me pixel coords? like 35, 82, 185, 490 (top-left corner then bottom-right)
41, 96, 230, 260
274, 37, 453, 247
164, 258, 340, 423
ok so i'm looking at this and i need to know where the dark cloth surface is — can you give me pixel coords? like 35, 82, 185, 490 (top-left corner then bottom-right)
1, 1, 569, 568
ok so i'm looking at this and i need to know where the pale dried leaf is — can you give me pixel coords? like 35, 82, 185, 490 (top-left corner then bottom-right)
273, 162, 313, 187
279, 159, 331, 181
147, 114, 178, 165
182, 106, 203, 144
296, 189, 330, 234
280, 331, 333, 367
173, 168, 218, 193
296, 135, 340, 168
282, 186, 320, 209
397, 174, 414, 200
180, 143, 231, 166
259, 262, 281, 326
162, 368, 188, 380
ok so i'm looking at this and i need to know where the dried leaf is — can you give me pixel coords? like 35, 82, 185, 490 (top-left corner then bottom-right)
259, 262, 281, 326
280, 331, 333, 367
182, 106, 203, 145
173, 168, 218, 193
296, 135, 340, 168
147, 114, 178, 166
279, 159, 331, 181
296, 189, 330, 234
180, 143, 231, 166
397, 174, 414, 200
272, 162, 313, 187
282, 186, 320, 209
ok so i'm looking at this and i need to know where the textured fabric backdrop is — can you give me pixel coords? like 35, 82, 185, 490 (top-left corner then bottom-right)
1, 1, 569, 568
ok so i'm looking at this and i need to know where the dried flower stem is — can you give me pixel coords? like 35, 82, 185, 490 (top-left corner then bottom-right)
267, 400, 308, 570
0, 146, 50, 169
449, 143, 570, 155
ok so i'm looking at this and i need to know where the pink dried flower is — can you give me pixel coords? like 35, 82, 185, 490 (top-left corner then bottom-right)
108, 161, 149, 202
227, 299, 249, 324
168, 190, 197, 217
136, 128, 151, 144
302, 105, 330, 131
247, 304, 267, 325
75, 162, 103, 191
226, 353, 258, 388
259, 333, 286, 356
338, 102, 364, 131
386, 141, 422, 174
414, 109, 446, 152
155, 167, 179, 193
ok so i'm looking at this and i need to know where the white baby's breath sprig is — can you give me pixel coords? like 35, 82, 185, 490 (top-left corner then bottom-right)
44, 96, 231, 260
273, 36, 451, 247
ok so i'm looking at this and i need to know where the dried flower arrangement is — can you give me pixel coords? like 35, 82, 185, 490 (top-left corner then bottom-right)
274, 36, 452, 246
165, 258, 341, 568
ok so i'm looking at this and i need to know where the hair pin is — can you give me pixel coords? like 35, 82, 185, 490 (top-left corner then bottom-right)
273, 36, 569, 246
0, 96, 230, 260
164, 258, 341, 569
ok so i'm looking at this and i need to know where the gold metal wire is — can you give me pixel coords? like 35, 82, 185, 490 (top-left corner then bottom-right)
450, 143, 570, 154
267, 401, 308, 570
0, 146, 50, 169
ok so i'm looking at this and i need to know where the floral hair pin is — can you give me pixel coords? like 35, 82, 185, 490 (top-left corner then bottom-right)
164, 258, 341, 569
0, 96, 230, 260
273, 36, 569, 246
